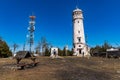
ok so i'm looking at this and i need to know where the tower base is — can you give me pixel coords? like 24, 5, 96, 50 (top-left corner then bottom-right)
73, 51, 91, 57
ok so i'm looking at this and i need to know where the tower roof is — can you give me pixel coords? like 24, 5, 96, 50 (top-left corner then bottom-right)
73, 8, 82, 12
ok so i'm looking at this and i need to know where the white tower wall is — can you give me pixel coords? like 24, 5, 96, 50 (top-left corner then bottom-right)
73, 8, 88, 57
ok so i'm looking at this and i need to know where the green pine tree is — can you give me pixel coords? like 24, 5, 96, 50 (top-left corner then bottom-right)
0, 39, 12, 58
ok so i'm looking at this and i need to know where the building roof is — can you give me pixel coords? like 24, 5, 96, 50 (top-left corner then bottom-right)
15, 51, 32, 58
107, 48, 119, 52
73, 8, 82, 12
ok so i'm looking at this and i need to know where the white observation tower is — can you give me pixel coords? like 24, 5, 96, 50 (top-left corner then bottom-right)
73, 7, 89, 57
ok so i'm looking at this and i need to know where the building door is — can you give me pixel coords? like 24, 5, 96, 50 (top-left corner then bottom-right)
78, 49, 82, 54
53, 49, 56, 55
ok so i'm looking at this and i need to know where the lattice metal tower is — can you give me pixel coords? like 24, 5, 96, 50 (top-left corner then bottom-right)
27, 15, 36, 52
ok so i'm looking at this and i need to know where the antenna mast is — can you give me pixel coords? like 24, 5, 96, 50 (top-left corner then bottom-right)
74, 0, 80, 8
28, 15, 36, 52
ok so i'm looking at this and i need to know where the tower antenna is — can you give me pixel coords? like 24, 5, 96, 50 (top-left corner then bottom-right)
76, 5, 78, 9
27, 15, 36, 53
74, 0, 80, 8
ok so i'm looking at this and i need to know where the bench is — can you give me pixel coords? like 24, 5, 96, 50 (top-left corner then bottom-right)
17, 62, 39, 70
17, 63, 26, 70
31, 62, 39, 66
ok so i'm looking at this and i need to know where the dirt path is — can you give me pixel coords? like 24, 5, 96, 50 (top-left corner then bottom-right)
0, 57, 120, 80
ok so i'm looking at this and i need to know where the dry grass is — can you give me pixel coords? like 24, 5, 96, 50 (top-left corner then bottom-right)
0, 57, 120, 80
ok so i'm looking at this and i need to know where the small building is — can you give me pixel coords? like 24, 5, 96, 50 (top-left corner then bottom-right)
106, 48, 120, 58
14, 51, 33, 64
50, 47, 58, 58
15, 51, 32, 59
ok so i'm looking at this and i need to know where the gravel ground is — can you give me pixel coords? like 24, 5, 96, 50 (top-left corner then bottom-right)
0, 57, 120, 80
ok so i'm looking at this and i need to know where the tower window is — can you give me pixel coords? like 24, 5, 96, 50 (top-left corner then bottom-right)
78, 31, 80, 33
74, 45, 75, 48
77, 37, 81, 43
78, 21, 79, 23
79, 45, 81, 47
73, 44, 75, 48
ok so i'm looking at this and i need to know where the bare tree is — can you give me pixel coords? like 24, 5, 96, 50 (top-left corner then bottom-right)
41, 37, 47, 56
35, 41, 41, 55
23, 43, 26, 51
13, 43, 19, 53
40, 37, 52, 56
0, 36, 3, 41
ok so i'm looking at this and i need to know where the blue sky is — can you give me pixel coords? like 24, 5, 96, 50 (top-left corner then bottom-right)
0, 0, 120, 51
